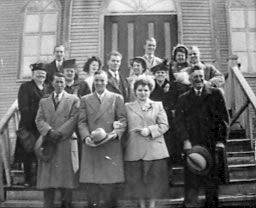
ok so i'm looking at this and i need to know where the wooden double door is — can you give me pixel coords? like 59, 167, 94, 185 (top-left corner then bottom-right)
104, 15, 178, 77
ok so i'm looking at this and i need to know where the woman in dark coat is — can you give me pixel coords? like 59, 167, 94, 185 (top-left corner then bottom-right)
14, 62, 48, 187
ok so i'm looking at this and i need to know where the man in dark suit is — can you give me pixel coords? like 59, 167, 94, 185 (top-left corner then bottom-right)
106, 51, 129, 102
142, 37, 163, 75
174, 65, 229, 208
45, 45, 65, 87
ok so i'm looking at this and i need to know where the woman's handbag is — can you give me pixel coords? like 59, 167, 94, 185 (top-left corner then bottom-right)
16, 127, 37, 153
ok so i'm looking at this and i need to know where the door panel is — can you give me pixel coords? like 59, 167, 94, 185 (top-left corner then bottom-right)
104, 15, 178, 77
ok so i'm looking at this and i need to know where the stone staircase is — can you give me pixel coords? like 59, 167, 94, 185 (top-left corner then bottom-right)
1, 128, 256, 208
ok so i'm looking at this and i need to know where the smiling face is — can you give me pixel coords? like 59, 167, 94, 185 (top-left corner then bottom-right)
144, 39, 157, 55
94, 72, 108, 94
54, 45, 65, 61
189, 69, 205, 90
154, 70, 167, 82
63, 68, 76, 82
135, 84, 151, 101
176, 51, 187, 64
89, 61, 100, 75
53, 76, 66, 94
188, 47, 200, 65
32, 70, 46, 83
132, 61, 144, 76
108, 55, 121, 72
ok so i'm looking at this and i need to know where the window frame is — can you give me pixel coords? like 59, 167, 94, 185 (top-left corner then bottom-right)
18, 0, 61, 81
228, 0, 256, 74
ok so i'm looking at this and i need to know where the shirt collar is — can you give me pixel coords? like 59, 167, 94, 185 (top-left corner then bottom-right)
194, 87, 203, 94
66, 80, 74, 87
96, 90, 106, 102
54, 91, 64, 100
108, 70, 119, 77
56, 59, 63, 65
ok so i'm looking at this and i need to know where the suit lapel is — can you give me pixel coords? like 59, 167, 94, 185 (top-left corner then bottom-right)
86, 93, 101, 113
107, 72, 121, 92
94, 90, 114, 122
55, 91, 70, 113
128, 101, 146, 119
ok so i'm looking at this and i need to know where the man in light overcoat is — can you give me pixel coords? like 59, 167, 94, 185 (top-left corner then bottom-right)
36, 73, 80, 208
78, 71, 127, 208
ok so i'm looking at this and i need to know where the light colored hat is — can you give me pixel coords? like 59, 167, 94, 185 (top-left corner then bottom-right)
91, 128, 107, 143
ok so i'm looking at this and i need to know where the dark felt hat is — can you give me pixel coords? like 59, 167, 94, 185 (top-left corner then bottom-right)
62, 59, 77, 69
150, 59, 169, 74
186, 145, 213, 176
34, 135, 56, 162
30, 62, 47, 72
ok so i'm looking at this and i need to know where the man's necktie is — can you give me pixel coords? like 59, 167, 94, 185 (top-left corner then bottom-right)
55, 94, 60, 108
57, 62, 61, 71
196, 90, 201, 96
114, 73, 119, 85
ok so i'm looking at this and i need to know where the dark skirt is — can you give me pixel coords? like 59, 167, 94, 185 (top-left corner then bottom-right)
125, 159, 168, 199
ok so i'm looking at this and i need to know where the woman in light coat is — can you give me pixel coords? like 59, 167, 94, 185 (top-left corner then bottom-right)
124, 76, 169, 208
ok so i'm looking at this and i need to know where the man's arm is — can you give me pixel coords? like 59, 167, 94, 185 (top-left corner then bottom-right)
78, 97, 91, 141
205, 65, 225, 88
213, 89, 230, 145
113, 95, 127, 139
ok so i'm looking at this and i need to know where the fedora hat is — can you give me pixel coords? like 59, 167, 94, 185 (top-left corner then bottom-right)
86, 129, 117, 147
91, 128, 107, 144
34, 135, 56, 162
186, 145, 213, 175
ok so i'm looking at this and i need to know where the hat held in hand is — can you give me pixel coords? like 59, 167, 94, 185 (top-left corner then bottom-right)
186, 145, 213, 175
91, 128, 107, 144
34, 135, 56, 162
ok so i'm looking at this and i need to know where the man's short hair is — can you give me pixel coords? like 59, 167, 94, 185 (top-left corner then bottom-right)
188, 45, 200, 56
53, 72, 65, 79
144, 37, 156, 45
54, 44, 65, 52
108, 51, 122, 60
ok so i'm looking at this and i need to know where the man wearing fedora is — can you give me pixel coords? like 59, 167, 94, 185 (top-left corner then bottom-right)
175, 65, 229, 208
78, 71, 127, 208
35, 73, 80, 208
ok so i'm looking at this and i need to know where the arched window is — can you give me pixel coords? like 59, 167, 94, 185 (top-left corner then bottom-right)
20, 0, 60, 79
105, 0, 176, 13
229, 0, 256, 73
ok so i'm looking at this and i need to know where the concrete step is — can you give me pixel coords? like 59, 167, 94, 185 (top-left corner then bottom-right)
229, 128, 246, 139
227, 151, 255, 165
2, 194, 256, 208
6, 180, 256, 200
172, 162, 256, 184
229, 164, 256, 180
226, 138, 252, 152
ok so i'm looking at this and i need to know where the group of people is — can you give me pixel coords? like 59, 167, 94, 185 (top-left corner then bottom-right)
15, 38, 230, 208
